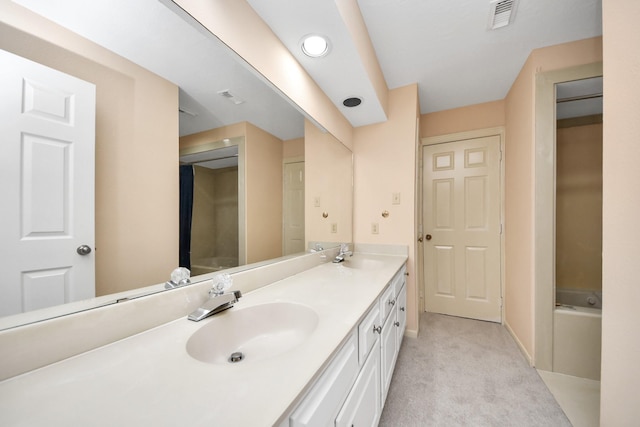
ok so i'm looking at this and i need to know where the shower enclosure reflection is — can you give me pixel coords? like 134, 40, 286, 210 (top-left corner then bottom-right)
180, 145, 240, 276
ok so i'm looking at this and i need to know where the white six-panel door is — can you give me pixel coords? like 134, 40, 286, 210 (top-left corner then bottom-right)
0, 49, 96, 317
422, 135, 502, 322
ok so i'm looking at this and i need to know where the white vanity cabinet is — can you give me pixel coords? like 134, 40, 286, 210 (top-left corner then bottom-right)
380, 265, 407, 404
287, 263, 407, 427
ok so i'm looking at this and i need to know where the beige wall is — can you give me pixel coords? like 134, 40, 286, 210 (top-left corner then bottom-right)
353, 84, 419, 334
305, 120, 354, 245
420, 100, 505, 138
283, 137, 305, 159
601, 0, 640, 423
504, 37, 602, 359
0, 2, 179, 296
555, 121, 602, 291
245, 123, 284, 263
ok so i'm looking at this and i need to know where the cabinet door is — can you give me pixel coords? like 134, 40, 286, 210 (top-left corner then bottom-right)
290, 333, 359, 427
335, 341, 381, 427
380, 311, 397, 404
396, 284, 407, 350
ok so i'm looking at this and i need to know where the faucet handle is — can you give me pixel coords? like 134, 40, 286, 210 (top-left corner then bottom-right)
210, 273, 232, 296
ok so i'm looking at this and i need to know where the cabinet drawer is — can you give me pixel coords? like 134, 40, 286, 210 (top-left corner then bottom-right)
290, 332, 359, 427
358, 303, 380, 365
379, 283, 395, 323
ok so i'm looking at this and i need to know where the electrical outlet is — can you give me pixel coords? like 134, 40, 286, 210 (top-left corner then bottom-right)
392, 192, 401, 205
371, 222, 379, 234
331, 223, 337, 233
314, 197, 321, 207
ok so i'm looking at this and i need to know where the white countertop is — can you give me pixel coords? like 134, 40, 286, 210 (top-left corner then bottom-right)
0, 253, 406, 427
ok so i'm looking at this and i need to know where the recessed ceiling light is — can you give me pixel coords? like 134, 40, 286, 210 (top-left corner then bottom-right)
301, 34, 329, 58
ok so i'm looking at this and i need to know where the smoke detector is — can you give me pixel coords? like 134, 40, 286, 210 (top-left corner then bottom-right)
488, 0, 517, 30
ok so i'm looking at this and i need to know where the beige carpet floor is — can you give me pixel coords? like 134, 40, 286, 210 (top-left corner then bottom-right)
379, 313, 571, 426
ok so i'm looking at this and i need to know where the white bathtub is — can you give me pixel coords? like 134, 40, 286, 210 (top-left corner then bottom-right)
190, 257, 239, 276
556, 287, 602, 309
553, 303, 602, 380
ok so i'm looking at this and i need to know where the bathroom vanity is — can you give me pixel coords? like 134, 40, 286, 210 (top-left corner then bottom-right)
0, 249, 407, 426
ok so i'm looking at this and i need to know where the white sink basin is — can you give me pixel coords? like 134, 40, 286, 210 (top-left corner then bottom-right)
186, 302, 319, 364
340, 257, 385, 270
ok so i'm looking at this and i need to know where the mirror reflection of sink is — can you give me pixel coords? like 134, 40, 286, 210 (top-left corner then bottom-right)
340, 257, 385, 270
186, 302, 318, 365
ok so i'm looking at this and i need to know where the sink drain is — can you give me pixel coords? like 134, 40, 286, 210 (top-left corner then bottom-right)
229, 351, 244, 363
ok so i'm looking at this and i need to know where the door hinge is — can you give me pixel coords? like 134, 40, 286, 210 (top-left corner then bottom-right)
499, 223, 503, 234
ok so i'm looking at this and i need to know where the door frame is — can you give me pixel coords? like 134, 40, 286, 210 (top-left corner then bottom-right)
533, 62, 603, 371
420, 127, 506, 322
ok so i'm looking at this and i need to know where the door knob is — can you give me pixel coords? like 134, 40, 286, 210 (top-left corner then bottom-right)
425, 234, 432, 241
77, 245, 92, 255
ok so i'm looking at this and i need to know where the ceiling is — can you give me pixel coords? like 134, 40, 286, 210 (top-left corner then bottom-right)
15, 0, 602, 137
248, 0, 602, 125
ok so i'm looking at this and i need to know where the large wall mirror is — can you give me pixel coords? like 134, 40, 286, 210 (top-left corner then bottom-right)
0, 0, 353, 329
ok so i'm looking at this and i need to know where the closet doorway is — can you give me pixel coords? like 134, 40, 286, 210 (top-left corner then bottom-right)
421, 128, 504, 323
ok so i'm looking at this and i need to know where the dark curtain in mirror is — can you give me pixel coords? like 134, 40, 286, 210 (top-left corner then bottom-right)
179, 165, 194, 270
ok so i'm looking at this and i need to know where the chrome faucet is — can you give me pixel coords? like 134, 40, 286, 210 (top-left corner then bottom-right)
310, 243, 324, 252
188, 273, 242, 321
333, 243, 353, 263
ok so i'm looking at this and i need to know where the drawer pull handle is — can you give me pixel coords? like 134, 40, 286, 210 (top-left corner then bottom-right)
389, 300, 395, 306
395, 321, 400, 327
373, 325, 382, 334
400, 306, 405, 312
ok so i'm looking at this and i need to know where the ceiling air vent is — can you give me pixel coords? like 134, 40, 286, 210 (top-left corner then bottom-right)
217, 89, 245, 105
488, 0, 517, 30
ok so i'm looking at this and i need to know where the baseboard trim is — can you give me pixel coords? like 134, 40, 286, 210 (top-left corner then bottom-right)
405, 329, 418, 339
504, 321, 533, 366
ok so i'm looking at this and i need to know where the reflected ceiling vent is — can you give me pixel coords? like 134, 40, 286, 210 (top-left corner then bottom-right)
488, 0, 517, 30
217, 89, 245, 105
